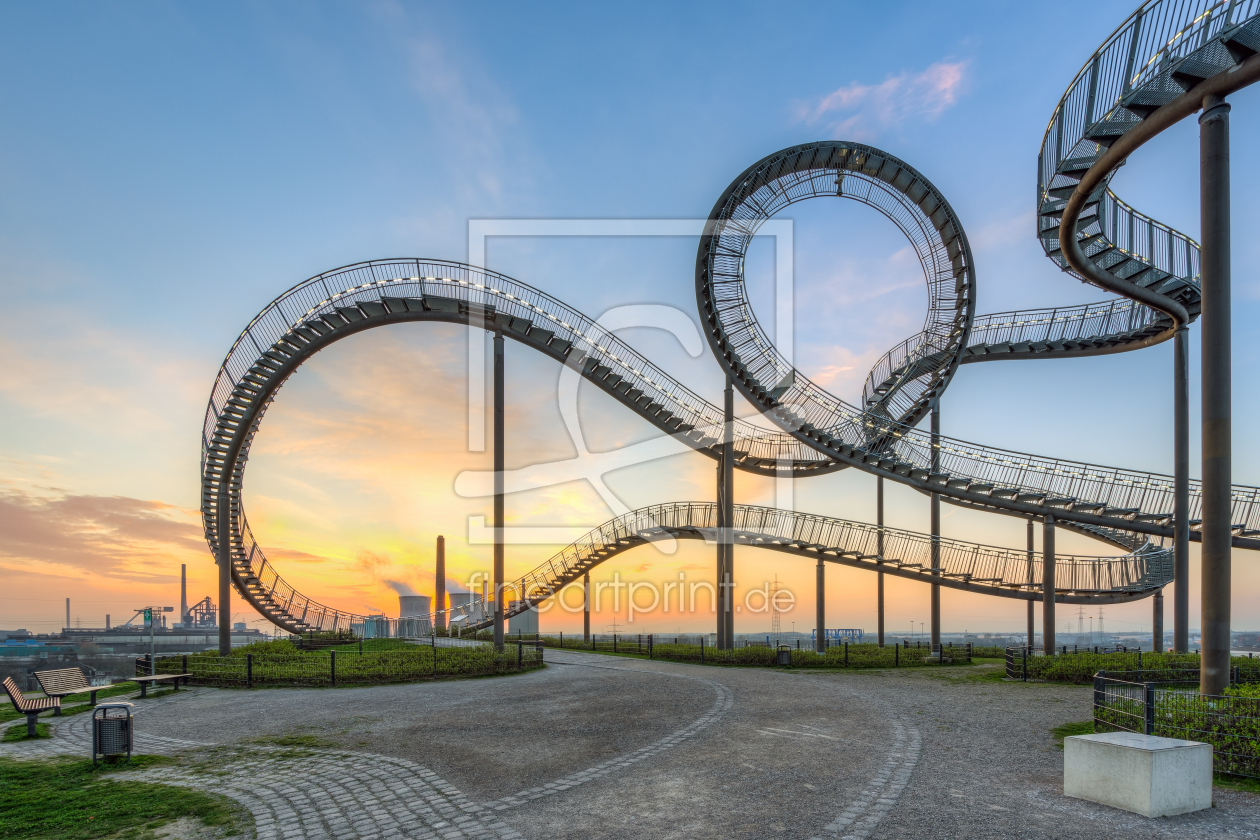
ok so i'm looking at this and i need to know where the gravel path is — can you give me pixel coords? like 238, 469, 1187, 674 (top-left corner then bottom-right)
3, 653, 1258, 839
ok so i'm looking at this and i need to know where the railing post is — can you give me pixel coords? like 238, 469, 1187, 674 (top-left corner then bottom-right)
1093, 671, 1106, 727
1023, 646, 1028, 682
1144, 682, 1155, 735
246, 653, 253, 689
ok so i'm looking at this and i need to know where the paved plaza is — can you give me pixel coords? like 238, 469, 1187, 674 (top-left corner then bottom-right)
5, 651, 1260, 839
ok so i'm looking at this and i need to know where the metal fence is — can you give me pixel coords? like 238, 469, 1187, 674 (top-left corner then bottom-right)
530, 633, 971, 668
143, 640, 543, 688
1094, 670, 1260, 777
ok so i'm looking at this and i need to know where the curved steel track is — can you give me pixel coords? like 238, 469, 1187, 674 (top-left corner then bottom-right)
201, 2, 1260, 634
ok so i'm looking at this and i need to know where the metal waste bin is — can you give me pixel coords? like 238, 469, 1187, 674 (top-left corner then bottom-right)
92, 703, 133, 765
776, 644, 792, 666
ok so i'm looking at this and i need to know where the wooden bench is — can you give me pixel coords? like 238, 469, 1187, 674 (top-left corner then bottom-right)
34, 667, 100, 712
128, 673, 192, 698
3, 676, 60, 737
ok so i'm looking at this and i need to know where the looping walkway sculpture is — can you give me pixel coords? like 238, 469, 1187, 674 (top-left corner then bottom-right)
201, 1, 1260, 649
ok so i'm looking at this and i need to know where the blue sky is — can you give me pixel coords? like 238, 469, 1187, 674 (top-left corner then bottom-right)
1, 1, 1257, 638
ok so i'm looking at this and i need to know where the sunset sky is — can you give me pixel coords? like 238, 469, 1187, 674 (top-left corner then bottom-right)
1, 1, 1258, 639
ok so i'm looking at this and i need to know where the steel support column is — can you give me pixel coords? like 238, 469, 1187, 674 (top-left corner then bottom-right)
583, 572, 590, 642
435, 535, 446, 632
1027, 519, 1035, 649
1153, 588, 1165, 653
877, 476, 885, 648
493, 331, 505, 652
1200, 96, 1232, 696
930, 405, 941, 651
722, 378, 735, 648
218, 546, 230, 656
1043, 515, 1056, 655
1174, 326, 1190, 653
816, 557, 825, 654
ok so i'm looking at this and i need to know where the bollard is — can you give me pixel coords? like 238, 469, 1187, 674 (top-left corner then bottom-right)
246, 654, 253, 689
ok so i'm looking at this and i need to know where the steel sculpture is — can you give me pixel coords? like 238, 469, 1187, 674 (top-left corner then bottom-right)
201, 3, 1260, 680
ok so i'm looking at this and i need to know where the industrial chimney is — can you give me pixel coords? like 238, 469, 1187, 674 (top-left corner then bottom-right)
65, 598, 70, 632
435, 536, 446, 631
180, 564, 188, 627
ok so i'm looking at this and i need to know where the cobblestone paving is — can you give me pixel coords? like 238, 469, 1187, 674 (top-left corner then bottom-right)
0, 659, 764, 840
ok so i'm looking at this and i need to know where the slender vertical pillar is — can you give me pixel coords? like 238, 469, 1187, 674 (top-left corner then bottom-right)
1153, 589, 1165, 653
218, 534, 230, 655
1199, 96, 1231, 696
930, 405, 941, 651
435, 536, 446, 632
65, 598, 70, 631
493, 331, 505, 652
180, 564, 188, 627
815, 558, 826, 654
715, 457, 726, 651
1043, 515, 1056, 655
1026, 519, 1035, 648
722, 378, 735, 648
1174, 327, 1190, 653
877, 476, 885, 647
583, 572, 591, 642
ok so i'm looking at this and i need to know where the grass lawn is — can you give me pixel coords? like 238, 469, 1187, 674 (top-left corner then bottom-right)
0, 755, 251, 839
3, 723, 51, 741
1052, 720, 1094, 749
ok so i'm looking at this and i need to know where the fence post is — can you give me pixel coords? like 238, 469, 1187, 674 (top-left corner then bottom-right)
701, 636, 705, 664
359, 640, 363, 654
895, 643, 899, 667
649, 634, 653, 660
518, 641, 523, 669
614, 634, 618, 654
433, 633, 438, 678
182, 654, 188, 679
1023, 647, 1028, 682
1144, 682, 1155, 735
247, 653, 253, 689
1093, 671, 1105, 728
330, 650, 336, 687
845, 642, 849, 667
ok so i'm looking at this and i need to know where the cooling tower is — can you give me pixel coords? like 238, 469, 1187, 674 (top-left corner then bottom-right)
398, 595, 431, 618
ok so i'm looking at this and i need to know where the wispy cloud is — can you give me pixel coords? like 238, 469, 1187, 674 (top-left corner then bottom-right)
0, 487, 204, 581
797, 60, 969, 140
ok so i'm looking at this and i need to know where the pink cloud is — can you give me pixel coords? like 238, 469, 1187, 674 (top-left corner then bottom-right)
798, 61, 969, 140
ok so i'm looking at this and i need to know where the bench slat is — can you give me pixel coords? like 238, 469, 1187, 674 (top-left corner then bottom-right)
3, 676, 60, 714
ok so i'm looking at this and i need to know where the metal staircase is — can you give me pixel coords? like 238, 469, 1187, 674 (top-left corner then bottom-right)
200, 2, 1260, 635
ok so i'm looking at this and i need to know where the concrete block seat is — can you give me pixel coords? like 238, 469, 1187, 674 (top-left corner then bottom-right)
1064, 731, 1212, 817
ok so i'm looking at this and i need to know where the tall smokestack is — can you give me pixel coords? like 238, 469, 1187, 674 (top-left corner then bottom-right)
435, 536, 446, 631
106, 614, 111, 630
181, 564, 188, 626
65, 598, 70, 631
